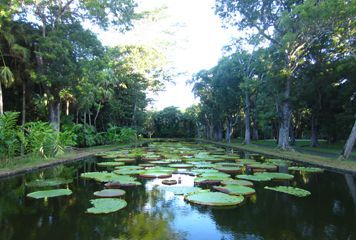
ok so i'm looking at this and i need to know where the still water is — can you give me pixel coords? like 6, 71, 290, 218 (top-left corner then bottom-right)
0, 143, 355, 240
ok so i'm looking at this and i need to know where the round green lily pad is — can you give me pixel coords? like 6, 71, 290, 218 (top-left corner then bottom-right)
26, 178, 72, 188
139, 171, 172, 179
247, 163, 277, 171
94, 189, 125, 198
185, 191, 244, 206
288, 166, 324, 173
81, 172, 141, 186
191, 169, 219, 175
86, 198, 127, 214
138, 163, 155, 167
115, 166, 144, 170
264, 186, 311, 197
221, 179, 253, 187
168, 164, 194, 168
149, 160, 169, 165
27, 189, 72, 199
113, 169, 145, 175
236, 159, 257, 165
214, 166, 242, 174
114, 158, 136, 163
255, 172, 294, 180
97, 162, 125, 167
160, 186, 202, 195
213, 185, 255, 196
266, 159, 292, 166
236, 174, 272, 182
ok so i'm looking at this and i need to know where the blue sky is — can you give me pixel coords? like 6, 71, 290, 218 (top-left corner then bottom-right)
93, 0, 236, 110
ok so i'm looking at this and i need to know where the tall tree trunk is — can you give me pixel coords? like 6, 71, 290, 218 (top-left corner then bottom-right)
49, 96, 61, 131
21, 81, 26, 155
253, 125, 259, 140
244, 92, 251, 144
0, 82, 3, 115
310, 115, 318, 147
290, 119, 295, 146
225, 117, 233, 143
76, 109, 79, 124
94, 104, 101, 127
339, 119, 356, 160
88, 111, 92, 126
66, 100, 69, 116
83, 112, 87, 125
278, 77, 291, 149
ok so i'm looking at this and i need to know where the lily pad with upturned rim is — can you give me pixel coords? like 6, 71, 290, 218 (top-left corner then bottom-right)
162, 179, 177, 185
139, 171, 172, 179
93, 189, 126, 198
221, 179, 253, 187
86, 198, 127, 214
168, 163, 194, 168
264, 186, 311, 197
213, 166, 242, 174
97, 162, 125, 167
185, 191, 244, 206
236, 174, 272, 182
288, 166, 324, 173
27, 189, 72, 199
114, 158, 136, 163
254, 172, 294, 180
213, 185, 255, 196
160, 186, 202, 195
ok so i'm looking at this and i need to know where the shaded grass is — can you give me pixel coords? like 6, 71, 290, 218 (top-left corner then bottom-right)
200, 139, 356, 174
231, 138, 356, 158
0, 140, 149, 177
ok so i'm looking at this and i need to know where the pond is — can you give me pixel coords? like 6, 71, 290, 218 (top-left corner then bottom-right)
0, 141, 355, 240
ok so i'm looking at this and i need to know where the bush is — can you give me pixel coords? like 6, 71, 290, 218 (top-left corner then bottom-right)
0, 112, 21, 159
21, 121, 76, 158
106, 124, 121, 143
64, 123, 97, 147
119, 127, 137, 143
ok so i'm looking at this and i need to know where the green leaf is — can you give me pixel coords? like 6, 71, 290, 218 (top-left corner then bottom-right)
27, 189, 72, 199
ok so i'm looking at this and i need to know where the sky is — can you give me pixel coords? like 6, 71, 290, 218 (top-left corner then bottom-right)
93, 0, 236, 110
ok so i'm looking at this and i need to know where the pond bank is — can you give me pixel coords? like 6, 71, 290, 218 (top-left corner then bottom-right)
199, 139, 356, 176
0, 140, 150, 180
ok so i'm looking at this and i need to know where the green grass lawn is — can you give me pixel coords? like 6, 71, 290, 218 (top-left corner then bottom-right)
230, 138, 355, 158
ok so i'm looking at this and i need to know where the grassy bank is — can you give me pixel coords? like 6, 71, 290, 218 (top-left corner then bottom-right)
0, 140, 149, 179
199, 139, 356, 175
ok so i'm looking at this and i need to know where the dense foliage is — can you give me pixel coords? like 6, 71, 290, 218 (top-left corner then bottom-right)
188, 0, 355, 158
0, 0, 167, 161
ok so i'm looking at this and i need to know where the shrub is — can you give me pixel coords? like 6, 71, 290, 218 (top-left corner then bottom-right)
119, 127, 137, 143
0, 112, 21, 159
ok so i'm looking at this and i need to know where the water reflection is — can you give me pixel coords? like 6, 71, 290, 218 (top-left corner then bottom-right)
0, 150, 354, 240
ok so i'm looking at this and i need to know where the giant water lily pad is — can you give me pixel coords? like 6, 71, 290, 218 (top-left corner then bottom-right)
81, 172, 141, 186
255, 172, 294, 180
168, 163, 194, 168
114, 158, 136, 163
160, 186, 203, 195
86, 198, 127, 214
27, 189, 72, 199
185, 191, 244, 206
247, 163, 277, 171
139, 171, 172, 179
194, 174, 232, 185
115, 166, 144, 170
236, 174, 272, 182
236, 159, 257, 165
97, 162, 125, 167
26, 178, 72, 188
214, 166, 242, 174
191, 169, 219, 175
221, 179, 253, 187
213, 185, 255, 196
113, 169, 145, 175
94, 189, 125, 198
266, 159, 292, 166
264, 186, 311, 197
288, 166, 324, 173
